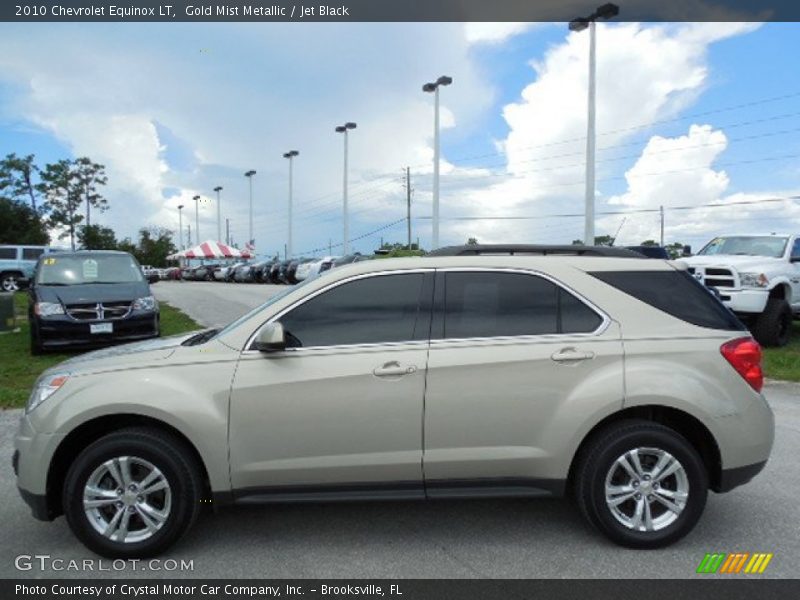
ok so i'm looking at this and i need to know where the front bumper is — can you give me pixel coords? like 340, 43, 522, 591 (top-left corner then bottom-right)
35, 311, 159, 349
14, 414, 64, 521
716, 289, 769, 314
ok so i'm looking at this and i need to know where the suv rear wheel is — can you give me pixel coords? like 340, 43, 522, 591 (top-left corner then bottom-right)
62, 428, 203, 558
575, 420, 708, 549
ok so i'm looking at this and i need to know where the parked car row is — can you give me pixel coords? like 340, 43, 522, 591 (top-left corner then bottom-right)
174, 253, 374, 285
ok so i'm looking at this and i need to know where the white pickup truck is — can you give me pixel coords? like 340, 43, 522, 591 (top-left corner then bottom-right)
678, 233, 800, 346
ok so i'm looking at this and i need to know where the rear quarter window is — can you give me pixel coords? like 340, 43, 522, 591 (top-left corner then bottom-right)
590, 270, 745, 331
0, 248, 17, 260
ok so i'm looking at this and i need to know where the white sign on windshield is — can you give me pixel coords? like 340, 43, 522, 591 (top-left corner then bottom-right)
82, 259, 99, 279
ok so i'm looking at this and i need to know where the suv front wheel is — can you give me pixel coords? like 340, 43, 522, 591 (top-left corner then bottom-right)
574, 420, 708, 549
62, 427, 203, 558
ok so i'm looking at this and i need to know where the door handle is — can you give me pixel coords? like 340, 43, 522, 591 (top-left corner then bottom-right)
373, 361, 417, 377
551, 347, 595, 363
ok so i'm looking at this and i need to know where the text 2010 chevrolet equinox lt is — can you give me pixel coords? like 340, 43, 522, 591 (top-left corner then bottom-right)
14, 247, 774, 557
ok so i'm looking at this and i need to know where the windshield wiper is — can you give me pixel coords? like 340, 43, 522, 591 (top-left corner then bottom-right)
182, 328, 220, 346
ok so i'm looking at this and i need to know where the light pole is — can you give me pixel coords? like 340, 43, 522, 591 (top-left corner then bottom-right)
213, 186, 223, 242
192, 195, 201, 243
335, 122, 357, 254
423, 75, 452, 251
244, 170, 256, 248
177, 204, 184, 250
569, 3, 619, 245
283, 151, 299, 258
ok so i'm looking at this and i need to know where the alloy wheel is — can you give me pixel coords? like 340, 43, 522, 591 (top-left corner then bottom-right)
83, 456, 172, 543
604, 447, 689, 532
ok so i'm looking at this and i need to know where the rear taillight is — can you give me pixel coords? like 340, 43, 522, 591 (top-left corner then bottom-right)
720, 337, 763, 393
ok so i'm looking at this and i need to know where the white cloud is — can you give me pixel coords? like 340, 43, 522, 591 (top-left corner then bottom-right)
430, 22, 772, 246
464, 23, 540, 45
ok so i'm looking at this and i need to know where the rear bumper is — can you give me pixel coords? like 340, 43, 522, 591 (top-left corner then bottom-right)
715, 460, 768, 493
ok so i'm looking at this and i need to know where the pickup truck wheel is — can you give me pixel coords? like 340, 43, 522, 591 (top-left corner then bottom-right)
752, 298, 792, 347
1, 273, 20, 292
63, 428, 203, 558
574, 420, 708, 549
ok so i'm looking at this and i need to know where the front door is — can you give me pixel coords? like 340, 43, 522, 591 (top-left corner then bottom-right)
229, 271, 433, 498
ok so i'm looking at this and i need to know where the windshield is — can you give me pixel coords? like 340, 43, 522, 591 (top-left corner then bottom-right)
697, 236, 788, 258
36, 254, 145, 285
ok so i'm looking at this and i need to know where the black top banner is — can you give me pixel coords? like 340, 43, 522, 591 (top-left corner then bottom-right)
2, 0, 800, 23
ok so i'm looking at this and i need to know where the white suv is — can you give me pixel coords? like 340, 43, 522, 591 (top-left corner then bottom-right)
14, 245, 774, 557
679, 234, 800, 346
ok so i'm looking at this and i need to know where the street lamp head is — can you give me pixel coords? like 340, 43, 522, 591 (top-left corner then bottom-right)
283, 150, 299, 158
422, 82, 437, 93
192, 195, 200, 201
569, 18, 589, 31
244, 170, 256, 177
213, 186, 223, 192
335, 125, 346, 133
177, 204, 184, 210
595, 3, 620, 20
436, 75, 453, 86
345, 122, 357, 130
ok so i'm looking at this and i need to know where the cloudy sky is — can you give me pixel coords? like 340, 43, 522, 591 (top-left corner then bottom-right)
1, 21, 799, 256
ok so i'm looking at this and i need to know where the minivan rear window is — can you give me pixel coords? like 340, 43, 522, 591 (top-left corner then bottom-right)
589, 270, 745, 331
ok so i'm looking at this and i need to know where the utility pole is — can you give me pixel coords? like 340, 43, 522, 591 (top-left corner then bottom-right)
213, 186, 223, 242
187, 224, 192, 248
405, 167, 412, 249
335, 122, 357, 254
328, 239, 332, 255
660, 205, 665, 247
244, 170, 256, 248
225, 218, 230, 245
192, 195, 201, 242
423, 76, 453, 250
177, 204, 184, 250
569, 3, 620, 245
283, 151, 299, 258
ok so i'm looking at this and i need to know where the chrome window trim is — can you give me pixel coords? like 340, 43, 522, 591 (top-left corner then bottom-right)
242, 266, 610, 354
242, 268, 435, 353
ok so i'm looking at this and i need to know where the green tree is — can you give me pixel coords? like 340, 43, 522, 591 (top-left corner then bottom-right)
0, 197, 49, 245
72, 157, 108, 227
0, 153, 40, 211
665, 242, 687, 259
640, 239, 659, 247
466, 237, 479, 245
38, 160, 82, 250
78, 224, 118, 250
594, 235, 615, 246
116, 237, 137, 256
135, 227, 177, 268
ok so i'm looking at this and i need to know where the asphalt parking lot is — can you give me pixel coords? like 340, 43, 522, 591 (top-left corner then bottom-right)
1, 281, 797, 579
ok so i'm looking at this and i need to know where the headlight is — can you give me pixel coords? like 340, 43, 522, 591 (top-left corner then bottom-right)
34, 302, 65, 317
740, 273, 769, 288
133, 295, 157, 311
26, 372, 70, 414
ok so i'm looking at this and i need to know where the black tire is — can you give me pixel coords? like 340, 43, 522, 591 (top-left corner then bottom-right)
574, 420, 708, 549
751, 298, 792, 347
63, 427, 203, 558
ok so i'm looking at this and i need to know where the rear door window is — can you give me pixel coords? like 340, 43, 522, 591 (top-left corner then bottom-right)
22, 248, 44, 260
441, 272, 603, 339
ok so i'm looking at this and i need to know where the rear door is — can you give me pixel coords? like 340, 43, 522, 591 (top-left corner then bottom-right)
423, 268, 624, 496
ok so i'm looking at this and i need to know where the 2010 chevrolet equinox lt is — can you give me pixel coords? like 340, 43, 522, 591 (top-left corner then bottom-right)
14, 246, 774, 557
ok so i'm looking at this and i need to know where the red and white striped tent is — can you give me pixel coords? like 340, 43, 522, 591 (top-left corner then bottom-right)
168, 240, 253, 260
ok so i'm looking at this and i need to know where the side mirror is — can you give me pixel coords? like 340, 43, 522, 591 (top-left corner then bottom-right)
253, 322, 287, 352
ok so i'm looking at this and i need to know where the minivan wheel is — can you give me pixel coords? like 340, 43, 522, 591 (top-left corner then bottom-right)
751, 298, 792, 347
574, 420, 708, 549
63, 428, 202, 558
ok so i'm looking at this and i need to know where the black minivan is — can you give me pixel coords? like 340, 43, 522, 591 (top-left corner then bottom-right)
28, 251, 159, 354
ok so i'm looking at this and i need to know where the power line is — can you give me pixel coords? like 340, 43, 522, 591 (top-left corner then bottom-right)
293, 217, 407, 256
416, 195, 800, 221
